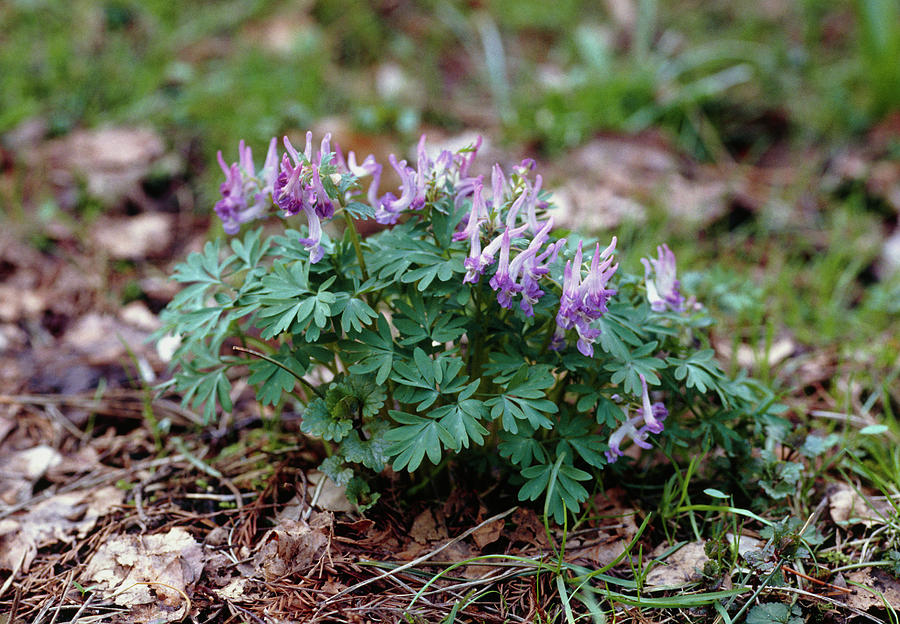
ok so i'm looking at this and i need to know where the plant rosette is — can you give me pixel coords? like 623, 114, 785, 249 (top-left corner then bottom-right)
156, 132, 779, 521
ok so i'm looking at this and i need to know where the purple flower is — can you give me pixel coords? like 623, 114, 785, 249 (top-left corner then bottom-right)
375, 154, 417, 225
214, 137, 278, 235
553, 239, 618, 357
638, 373, 666, 434
465, 222, 528, 285
605, 408, 652, 463
272, 132, 344, 263
604, 379, 668, 463
487, 218, 564, 315
642, 244, 684, 312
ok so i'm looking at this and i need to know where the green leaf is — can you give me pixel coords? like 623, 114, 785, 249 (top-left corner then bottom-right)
385, 410, 456, 472
334, 295, 377, 333
746, 602, 803, 624
432, 399, 489, 450
604, 341, 665, 395
341, 423, 391, 472
319, 455, 354, 486
300, 398, 352, 442
175, 363, 232, 424
345, 201, 375, 220
518, 459, 592, 524
246, 346, 310, 405
498, 429, 547, 468
343, 315, 395, 385
486, 366, 558, 434
668, 349, 727, 400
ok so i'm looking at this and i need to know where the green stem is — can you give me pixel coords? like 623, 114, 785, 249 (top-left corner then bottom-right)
342, 209, 369, 281
232, 346, 325, 399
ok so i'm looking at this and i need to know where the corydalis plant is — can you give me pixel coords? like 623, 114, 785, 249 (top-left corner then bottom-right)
158, 132, 778, 521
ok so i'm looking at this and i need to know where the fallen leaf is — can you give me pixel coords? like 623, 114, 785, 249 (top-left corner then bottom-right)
83, 527, 204, 624
91, 213, 174, 260
471, 517, 505, 549
62, 313, 152, 366
304, 470, 354, 513
567, 533, 627, 568
644, 541, 707, 587
44, 126, 168, 206
409, 508, 448, 544
0, 445, 62, 504
829, 483, 893, 528
0, 486, 123, 572
845, 568, 900, 610
252, 512, 331, 580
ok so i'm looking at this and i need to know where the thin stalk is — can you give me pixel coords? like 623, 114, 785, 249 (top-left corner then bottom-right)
342, 209, 368, 281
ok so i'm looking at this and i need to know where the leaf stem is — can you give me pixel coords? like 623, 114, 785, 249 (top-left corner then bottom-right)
341, 208, 369, 281
232, 346, 325, 399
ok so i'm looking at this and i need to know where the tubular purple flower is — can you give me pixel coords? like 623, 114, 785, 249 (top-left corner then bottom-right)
580, 238, 618, 312
642, 244, 684, 312
605, 408, 653, 463
274, 154, 304, 216
517, 222, 564, 316
556, 242, 584, 332
469, 223, 529, 284
454, 178, 487, 242
490, 164, 507, 217
457, 135, 482, 178
214, 139, 277, 235
297, 202, 324, 264
524, 175, 543, 233
310, 163, 334, 219
489, 228, 521, 308
259, 137, 279, 197
375, 155, 417, 224
638, 374, 665, 434
553, 238, 618, 356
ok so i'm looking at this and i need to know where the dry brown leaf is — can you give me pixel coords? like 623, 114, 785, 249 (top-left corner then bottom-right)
0, 445, 62, 505
844, 568, 900, 610
305, 470, 354, 513
91, 213, 174, 260
567, 534, 627, 568
61, 313, 153, 366
83, 527, 204, 624
507, 507, 550, 549
471, 517, 505, 549
252, 513, 331, 580
44, 126, 168, 205
644, 541, 707, 587
0, 486, 123, 573
829, 483, 893, 527
409, 508, 448, 544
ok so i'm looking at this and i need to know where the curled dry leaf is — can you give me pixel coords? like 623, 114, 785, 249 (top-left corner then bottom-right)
83, 527, 205, 624
0, 486, 124, 573
251, 512, 331, 581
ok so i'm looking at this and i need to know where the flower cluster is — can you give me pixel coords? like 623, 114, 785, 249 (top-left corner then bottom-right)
552, 239, 618, 357
214, 133, 690, 464
214, 138, 278, 235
